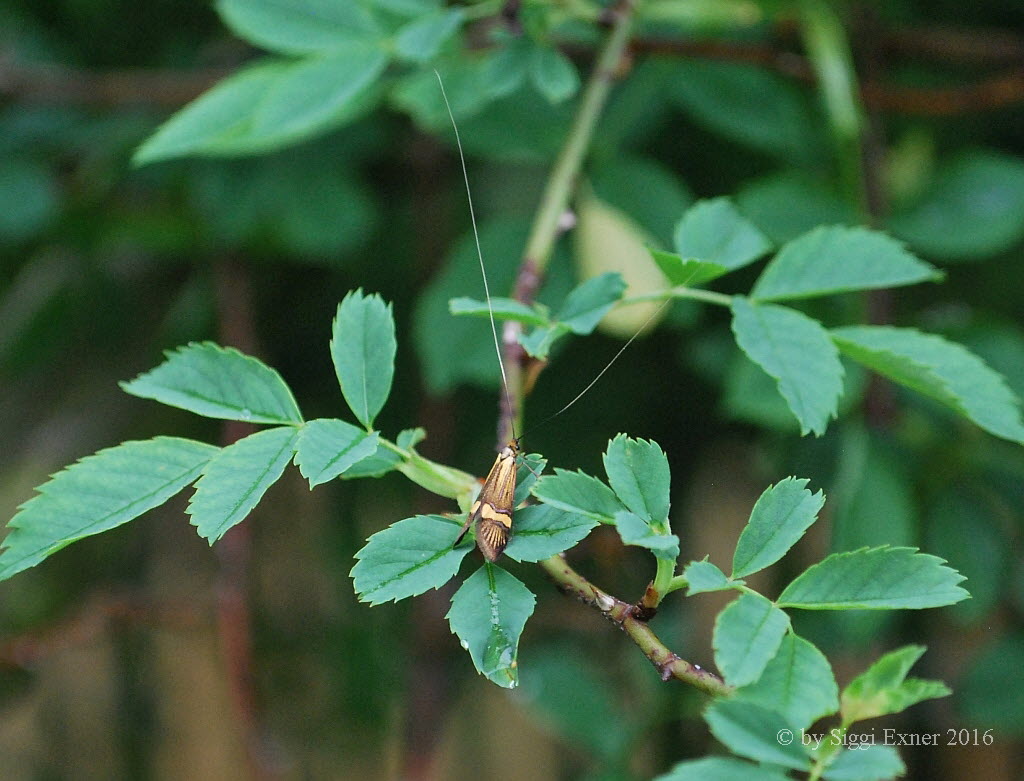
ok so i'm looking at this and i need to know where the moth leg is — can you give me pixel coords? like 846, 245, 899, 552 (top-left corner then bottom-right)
453, 514, 474, 548
520, 459, 543, 481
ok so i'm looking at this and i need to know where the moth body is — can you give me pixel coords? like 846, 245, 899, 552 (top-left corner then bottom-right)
454, 440, 519, 561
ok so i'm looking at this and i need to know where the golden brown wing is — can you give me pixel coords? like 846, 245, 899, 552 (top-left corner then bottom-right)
452, 441, 520, 561
477, 443, 518, 515
475, 518, 510, 563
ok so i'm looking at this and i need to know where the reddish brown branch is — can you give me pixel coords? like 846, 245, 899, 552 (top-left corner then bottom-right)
879, 24, 1024, 65
862, 70, 1024, 115
539, 555, 730, 695
4, 24, 1024, 117
0, 51, 229, 107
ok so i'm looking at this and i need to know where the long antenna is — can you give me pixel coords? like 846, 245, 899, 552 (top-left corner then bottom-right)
436, 72, 690, 446
520, 296, 673, 438
435, 70, 516, 441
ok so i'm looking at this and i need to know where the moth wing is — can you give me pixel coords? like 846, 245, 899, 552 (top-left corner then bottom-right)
479, 450, 517, 515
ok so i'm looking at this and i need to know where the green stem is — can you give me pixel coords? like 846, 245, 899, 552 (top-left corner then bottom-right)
621, 286, 733, 308
539, 554, 731, 696
651, 556, 675, 604
521, 5, 635, 273
380, 437, 477, 501
808, 726, 847, 780
798, 0, 868, 217
665, 574, 689, 595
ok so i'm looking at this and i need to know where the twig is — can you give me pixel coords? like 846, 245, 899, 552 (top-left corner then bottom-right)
878, 23, 1024, 65
861, 71, 1024, 115
0, 50, 229, 106
798, 0, 868, 218
4, 27, 1024, 117
538, 555, 730, 696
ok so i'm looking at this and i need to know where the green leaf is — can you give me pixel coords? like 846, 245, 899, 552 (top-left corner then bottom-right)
397, 451, 476, 500
512, 453, 547, 506
732, 477, 825, 578
396, 427, 426, 450
216, 0, 383, 54
447, 564, 536, 688
649, 249, 729, 287
654, 757, 793, 781
751, 226, 941, 301
556, 272, 627, 335
391, 54, 491, 129
518, 324, 566, 360
963, 324, 1024, 402
683, 559, 734, 595
731, 297, 844, 436
331, 289, 397, 428
189, 145, 378, 257
187, 427, 298, 542
777, 547, 969, 609
614, 511, 680, 561
674, 198, 772, 272
713, 593, 791, 687
590, 155, 695, 247
888, 150, 1024, 261
842, 643, 924, 698
723, 339, 867, 436
841, 645, 950, 723
576, 156, 665, 337
736, 171, 856, 245
370, 0, 438, 15
480, 39, 531, 99
243, 49, 385, 143
602, 434, 671, 522
854, 674, 951, 722
294, 419, 379, 488
393, 7, 463, 63
823, 745, 905, 781
531, 469, 623, 522
121, 342, 303, 425
134, 49, 387, 164
529, 45, 579, 104
831, 325, 1024, 443
667, 59, 823, 164
448, 296, 549, 327
351, 514, 469, 605
339, 440, 402, 478
722, 351, 805, 433
734, 634, 839, 730
413, 218, 573, 392
0, 438, 218, 581
704, 700, 809, 771
504, 505, 598, 563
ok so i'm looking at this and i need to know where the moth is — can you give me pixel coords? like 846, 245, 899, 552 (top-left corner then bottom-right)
453, 439, 520, 561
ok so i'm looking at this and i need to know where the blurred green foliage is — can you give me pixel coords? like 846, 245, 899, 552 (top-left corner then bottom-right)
2, 0, 1024, 779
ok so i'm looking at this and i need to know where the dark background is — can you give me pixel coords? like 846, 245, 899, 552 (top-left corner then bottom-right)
1, 1, 1023, 778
